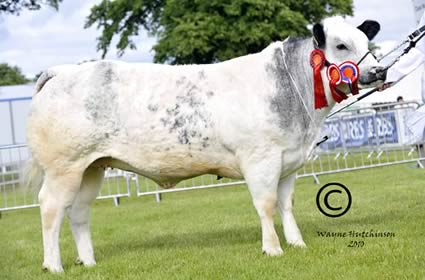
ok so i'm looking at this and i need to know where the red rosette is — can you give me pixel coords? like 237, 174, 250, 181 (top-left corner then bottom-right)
310, 49, 328, 109
327, 64, 342, 85
310, 49, 325, 69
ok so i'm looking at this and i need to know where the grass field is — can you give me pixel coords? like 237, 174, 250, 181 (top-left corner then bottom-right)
0, 164, 424, 279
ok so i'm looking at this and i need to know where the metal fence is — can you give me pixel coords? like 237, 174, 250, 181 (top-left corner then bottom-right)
0, 144, 36, 211
0, 144, 242, 212
296, 102, 425, 183
1, 102, 424, 213
0, 144, 131, 213
134, 174, 244, 202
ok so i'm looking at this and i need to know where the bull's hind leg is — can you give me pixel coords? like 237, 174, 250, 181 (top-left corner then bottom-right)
277, 173, 306, 247
38, 170, 84, 272
243, 154, 283, 256
67, 167, 104, 267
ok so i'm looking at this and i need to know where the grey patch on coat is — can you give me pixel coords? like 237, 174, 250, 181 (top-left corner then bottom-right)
265, 38, 315, 132
222, 143, 234, 154
166, 104, 180, 116
201, 137, 210, 148
176, 86, 203, 107
160, 117, 172, 127
147, 104, 158, 112
176, 76, 187, 86
84, 61, 121, 137
178, 129, 190, 144
170, 116, 185, 131
161, 78, 213, 147
198, 70, 206, 80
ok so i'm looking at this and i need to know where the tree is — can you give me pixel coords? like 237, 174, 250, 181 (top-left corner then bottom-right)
0, 0, 62, 15
0, 63, 30, 86
86, 0, 353, 64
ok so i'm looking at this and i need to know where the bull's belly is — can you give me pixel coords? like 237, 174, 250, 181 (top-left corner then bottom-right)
91, 150, 243, 188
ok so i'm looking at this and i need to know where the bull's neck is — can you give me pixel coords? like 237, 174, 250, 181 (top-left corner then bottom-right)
282, 37, 333, 119
267, 37, 333, 143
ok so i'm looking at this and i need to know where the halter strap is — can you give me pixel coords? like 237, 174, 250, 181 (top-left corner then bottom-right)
357, 50, 371, 65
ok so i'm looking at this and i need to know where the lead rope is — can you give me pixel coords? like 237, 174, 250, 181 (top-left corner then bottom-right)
378, 39, 409, 62
382, 31, 425, 71
378, 23, 425, 62
281, 47, 316, 126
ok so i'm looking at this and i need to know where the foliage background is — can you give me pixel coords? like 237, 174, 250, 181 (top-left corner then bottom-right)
86, 0, 353, 64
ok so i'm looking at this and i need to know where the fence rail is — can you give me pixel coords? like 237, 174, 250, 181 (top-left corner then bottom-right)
134, 174, 244, 202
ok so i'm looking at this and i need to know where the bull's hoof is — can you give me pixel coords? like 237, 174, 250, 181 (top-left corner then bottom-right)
84, 261, 97, 267
42, 263, 64, 273
75, 257, 96, 267
287, 240, 307, 248
262, 247, 283, 256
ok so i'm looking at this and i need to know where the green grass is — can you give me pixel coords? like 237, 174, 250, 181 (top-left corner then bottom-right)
0, 164, 424, 279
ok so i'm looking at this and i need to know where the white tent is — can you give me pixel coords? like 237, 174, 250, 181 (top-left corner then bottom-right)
0, 84, 34, 146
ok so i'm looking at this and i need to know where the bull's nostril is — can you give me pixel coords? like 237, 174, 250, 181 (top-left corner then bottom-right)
375, 67, 387, 80
378, 70, 387, 80
370, 67, 387, 81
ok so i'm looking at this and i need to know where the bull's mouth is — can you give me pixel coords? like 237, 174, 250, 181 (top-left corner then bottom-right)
358, 78, 385, 89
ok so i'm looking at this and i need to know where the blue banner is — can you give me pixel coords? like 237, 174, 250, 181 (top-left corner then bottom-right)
321, 111, 399, 149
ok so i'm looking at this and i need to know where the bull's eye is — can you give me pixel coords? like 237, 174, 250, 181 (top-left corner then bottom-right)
336, 44, 348, 50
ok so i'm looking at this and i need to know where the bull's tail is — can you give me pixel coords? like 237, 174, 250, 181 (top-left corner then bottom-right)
26, 71, 51, 191
22, 157, 44, 193
34, 69, 57, 94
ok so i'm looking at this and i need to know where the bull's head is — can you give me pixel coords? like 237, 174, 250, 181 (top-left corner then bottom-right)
313, 17, 386, 89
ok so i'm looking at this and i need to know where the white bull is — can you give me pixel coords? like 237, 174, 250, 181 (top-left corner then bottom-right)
26, 17, 385, 272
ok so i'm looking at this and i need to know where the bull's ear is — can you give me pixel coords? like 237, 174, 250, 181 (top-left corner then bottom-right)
357, 20, 380, 40
313, 23, 326, 49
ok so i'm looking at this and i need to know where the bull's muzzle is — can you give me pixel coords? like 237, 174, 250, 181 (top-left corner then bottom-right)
359, 66, 387, 86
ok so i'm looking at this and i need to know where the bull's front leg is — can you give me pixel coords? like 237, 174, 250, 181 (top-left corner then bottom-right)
277, 173, 306, 247
242, 151, 283, 256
